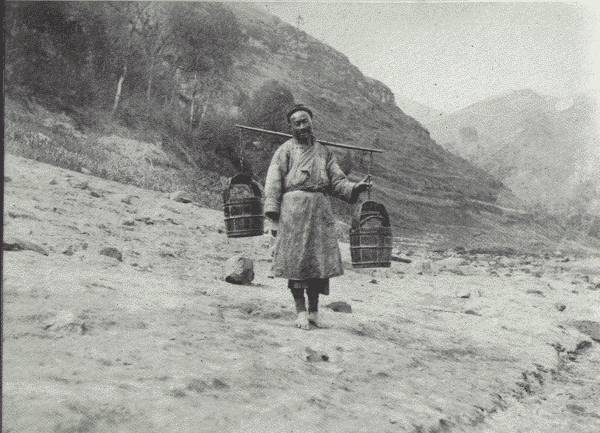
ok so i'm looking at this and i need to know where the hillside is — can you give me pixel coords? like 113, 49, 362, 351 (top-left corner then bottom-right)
4, 154, 600, 432
428, 89, 600, 220
4, 2, 574, 250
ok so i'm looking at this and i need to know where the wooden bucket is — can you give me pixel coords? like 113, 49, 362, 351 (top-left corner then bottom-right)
222, 173, 264, 238
349, 200, 393, 268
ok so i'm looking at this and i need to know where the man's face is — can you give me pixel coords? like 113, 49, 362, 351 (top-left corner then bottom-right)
289, 111, 313, 140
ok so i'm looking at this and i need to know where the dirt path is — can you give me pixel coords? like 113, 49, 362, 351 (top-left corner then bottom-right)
3, 154, 600, 432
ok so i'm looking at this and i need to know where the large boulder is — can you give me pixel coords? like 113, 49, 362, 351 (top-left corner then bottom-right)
223, 256, 254, 285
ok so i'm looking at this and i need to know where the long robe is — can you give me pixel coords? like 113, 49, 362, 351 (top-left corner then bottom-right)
264, 138, 358, 286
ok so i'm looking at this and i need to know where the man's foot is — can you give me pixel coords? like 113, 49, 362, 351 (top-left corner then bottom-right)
308, 311, 330, 328
294, 312, 310, 330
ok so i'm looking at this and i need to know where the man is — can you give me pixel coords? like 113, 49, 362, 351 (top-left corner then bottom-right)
264, 104, 370, 329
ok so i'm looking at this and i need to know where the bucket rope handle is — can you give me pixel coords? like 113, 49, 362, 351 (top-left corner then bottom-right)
222, 173, 262, 203
367, 151, 373, 200
238, 128, 245, 170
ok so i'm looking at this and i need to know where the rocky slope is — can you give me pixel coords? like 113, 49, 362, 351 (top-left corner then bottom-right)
3, 154, 600, 432
428, 89, 600, 215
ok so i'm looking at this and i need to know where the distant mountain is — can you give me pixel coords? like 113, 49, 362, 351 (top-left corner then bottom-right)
429, 89, 600, 216
393, 94, 446, 126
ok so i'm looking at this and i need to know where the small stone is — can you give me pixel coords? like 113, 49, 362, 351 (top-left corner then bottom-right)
121, 195, 137, 205
455, 290, 471, 299
71, 180, 88, 189
42, 311, 87, 334
99, 247, 123, 262
4, 176, 12, 182
223, 256, 254, 284
122, 219, 135, 226
464, 309, 481, 316
571, 320, 600, 342
211, 378, 229, 389
370, 279, 378, 284
391, 255, 412, 263
170, 191, 193, 203
81, 167, 92, 175
49, 178, 57, 185
554, 303, 566, 312
305, 347, 329, 362
526, 289, 545, 297
420, 261, 432, 274
62, 245, 75, 256
90, 190, 102, 198
326, 301, 352, 313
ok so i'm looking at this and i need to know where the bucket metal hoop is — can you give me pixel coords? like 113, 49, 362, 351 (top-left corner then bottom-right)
222, 173, 264, 238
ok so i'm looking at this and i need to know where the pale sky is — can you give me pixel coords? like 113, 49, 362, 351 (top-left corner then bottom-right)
260, 1, 600, 112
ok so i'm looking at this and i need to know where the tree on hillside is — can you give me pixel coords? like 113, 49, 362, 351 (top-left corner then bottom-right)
238, 80, 295, 177
245, 80, 295, 133
168, 3, 244, 128
5, 2, 98, 105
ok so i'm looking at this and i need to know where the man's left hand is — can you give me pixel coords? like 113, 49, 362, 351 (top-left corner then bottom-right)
354, 175, 372, 194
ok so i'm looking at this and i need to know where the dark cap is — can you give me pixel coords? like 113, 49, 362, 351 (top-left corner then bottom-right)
286, 104, 313, 122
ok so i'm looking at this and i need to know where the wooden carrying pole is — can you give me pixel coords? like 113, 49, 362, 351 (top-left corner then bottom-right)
234, 124, 384, 154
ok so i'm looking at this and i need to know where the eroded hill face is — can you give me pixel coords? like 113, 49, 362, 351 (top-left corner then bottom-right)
429, 89, 600, 216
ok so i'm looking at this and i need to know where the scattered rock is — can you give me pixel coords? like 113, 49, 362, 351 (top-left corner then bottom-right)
90, 190, 102, 198
588, 283, 600, 291
223, 256, 254, 284
42, 311, 87, 334
62, 245, 75, 256
526, 289, 545, 297
420, 261, 432, 275
211, 378, 229, 389
455, 290, 471, 299
81, 167, 92, 175
122, 219, 135, 226
571, 320, 600, 342
464, 310, 481, 316
468, 246, 515, 256
70, 180, 88, 190
186, 379, 208, 393
3, 238, 49, 256
99, 247, 123, 262
370, 279, 378, 284
391, 255, 412, 263
170, 191, 193, 203
554, 303, 566, 312
326, 301, 352, 313
135, 216, 155, 225
305, 347, 329, 362
49, 178, 58, 185
120, 195, 138, 205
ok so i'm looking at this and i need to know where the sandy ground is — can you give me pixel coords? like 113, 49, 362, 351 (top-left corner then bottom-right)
3, 154, 600, 433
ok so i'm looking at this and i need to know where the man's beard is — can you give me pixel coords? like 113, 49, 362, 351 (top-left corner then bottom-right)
293, 128, 312, 141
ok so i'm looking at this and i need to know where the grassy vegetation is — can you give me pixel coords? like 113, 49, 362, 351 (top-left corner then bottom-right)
5, 98, 224, 209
